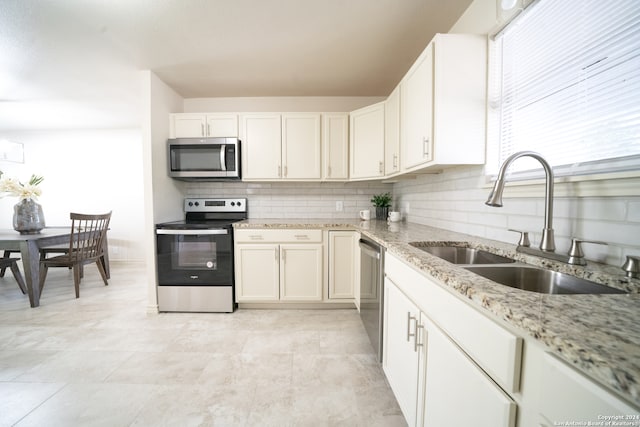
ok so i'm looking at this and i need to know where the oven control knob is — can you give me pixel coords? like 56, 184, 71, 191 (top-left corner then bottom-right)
237, 201, 242, 206
206, 261, 214, 268
188, 201, 193, 207
230, 202, 235, 206
194, 202, 199, 207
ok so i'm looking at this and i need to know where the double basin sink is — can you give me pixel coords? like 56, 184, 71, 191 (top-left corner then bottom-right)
409, 244, 625, 295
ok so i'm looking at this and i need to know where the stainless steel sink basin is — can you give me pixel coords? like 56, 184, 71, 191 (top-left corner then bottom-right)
464, 266, 625, 294
410, 244, 515, 265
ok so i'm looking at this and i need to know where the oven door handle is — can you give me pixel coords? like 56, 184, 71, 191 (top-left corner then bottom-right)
156, 229, 228, 235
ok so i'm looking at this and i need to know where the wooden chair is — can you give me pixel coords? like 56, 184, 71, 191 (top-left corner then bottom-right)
39, 212, 112, 298
0, 250, 19, 277
0, 257, 28, 294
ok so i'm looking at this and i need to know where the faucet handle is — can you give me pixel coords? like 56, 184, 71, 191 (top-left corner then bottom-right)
508, 229, 531, 247
567, 238, 608, 266
621, 255, 640, 279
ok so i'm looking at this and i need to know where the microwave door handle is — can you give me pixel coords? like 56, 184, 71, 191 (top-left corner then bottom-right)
220, 146, 227, 171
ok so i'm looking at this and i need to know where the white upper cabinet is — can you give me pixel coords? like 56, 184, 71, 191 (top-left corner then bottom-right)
240, 113, 282, 180
402, 45, 434, 170
240, 113, 321, 181
385, 85, 401, 176
282, 113, 322, 180
401, 33, 487, 172
322, 113, 349, 181
350, 102, 385, 180
170, 113, 238, 138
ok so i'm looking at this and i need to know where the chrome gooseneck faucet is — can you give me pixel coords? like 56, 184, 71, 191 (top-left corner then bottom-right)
486, 151, 556, 252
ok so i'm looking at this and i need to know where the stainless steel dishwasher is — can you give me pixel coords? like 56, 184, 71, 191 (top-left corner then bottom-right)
359, 237, 384, 362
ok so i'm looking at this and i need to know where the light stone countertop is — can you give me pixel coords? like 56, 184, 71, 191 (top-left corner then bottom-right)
233, 218, 640, 407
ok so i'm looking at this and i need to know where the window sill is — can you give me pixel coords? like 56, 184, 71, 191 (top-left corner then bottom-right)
482, 170, 640, 198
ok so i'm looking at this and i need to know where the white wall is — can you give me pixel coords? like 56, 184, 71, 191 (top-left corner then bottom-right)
392, 0, 640, 267
0, 129, 145, 261
140, 70, 185, 312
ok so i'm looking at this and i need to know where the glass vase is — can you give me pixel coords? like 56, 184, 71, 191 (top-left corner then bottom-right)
13, 199, 46, 234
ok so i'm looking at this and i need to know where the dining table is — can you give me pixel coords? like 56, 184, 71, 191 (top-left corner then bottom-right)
0, 227, 110, 308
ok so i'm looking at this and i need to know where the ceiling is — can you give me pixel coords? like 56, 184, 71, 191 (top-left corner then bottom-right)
0, 0, 473, 131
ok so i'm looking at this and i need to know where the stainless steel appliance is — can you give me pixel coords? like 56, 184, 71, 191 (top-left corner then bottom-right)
359, 237, 384, 362
168, 138, 240, 180
155, 198, 247, 312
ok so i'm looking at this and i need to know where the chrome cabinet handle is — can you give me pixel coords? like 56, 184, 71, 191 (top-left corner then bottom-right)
249, 235, 264, 240
393, 154, 398, 169
379, 161, 384, 174
407, 312, 416, 342
201, 124, 205, 136
423, 137, 430, 157
414, 324, 424, 352
278, 166, 282, 177
207, 123, 211, 136
284, 166, 288, 177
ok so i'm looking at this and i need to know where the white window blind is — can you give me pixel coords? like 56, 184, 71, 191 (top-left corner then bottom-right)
487, 0, 640, 178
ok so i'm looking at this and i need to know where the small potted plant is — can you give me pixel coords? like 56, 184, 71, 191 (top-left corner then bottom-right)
371, 192, 392, 220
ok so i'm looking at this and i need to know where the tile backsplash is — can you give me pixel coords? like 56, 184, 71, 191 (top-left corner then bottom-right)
393, 165, 640, 267
184, 181, 392, 219
183, 166, 639, 267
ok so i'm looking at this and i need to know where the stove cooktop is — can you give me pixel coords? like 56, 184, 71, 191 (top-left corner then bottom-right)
155, 198, 248, 230
155, 219, 240, 230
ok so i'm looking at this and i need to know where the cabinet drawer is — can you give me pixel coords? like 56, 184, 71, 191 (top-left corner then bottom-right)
235, 229, 322, 243
385, 252, 522, 394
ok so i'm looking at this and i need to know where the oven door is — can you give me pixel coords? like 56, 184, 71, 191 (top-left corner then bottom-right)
156, 228, 233, 286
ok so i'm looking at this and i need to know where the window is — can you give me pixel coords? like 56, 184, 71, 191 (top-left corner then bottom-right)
486, 0, 640, 179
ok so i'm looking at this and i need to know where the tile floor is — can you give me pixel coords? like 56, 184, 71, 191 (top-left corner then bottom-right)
0, 262, 405, 426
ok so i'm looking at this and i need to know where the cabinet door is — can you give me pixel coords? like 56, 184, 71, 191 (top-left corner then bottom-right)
240, 114, 282, 180
328, 231, 356, 299
282, 114, 321, 180
401, 44, 433, 171
539, 353, 639, 426
206, 114, 238, 137
350, 102, 385, 179
235, 244, 280, 301
322, 113, 349, 180
421, 317, 516, 427
383, 277, 421, 427
171, 113, 206, 138
279, 244, 323, 301
385, 85, 401, 176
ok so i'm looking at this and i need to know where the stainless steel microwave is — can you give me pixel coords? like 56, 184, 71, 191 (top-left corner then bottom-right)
168, 138, 240, 180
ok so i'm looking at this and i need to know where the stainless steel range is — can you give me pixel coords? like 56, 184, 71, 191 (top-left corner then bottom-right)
155, 198, 247, 312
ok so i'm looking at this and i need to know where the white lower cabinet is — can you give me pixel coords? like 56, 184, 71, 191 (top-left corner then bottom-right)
279, 244, 323, 301
421, 316, 516, 427
384, 252, 518, 427
234, 229, 323, 303
538, 353, 639, 426
235, 244, 280, 301
383, 277, 422, 426
327, 231, 357, 299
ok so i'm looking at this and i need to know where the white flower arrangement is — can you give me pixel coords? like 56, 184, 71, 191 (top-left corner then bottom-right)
0, 170, 44, 200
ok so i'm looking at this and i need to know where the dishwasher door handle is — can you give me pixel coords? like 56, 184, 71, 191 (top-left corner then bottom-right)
359, 240, 381, 259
